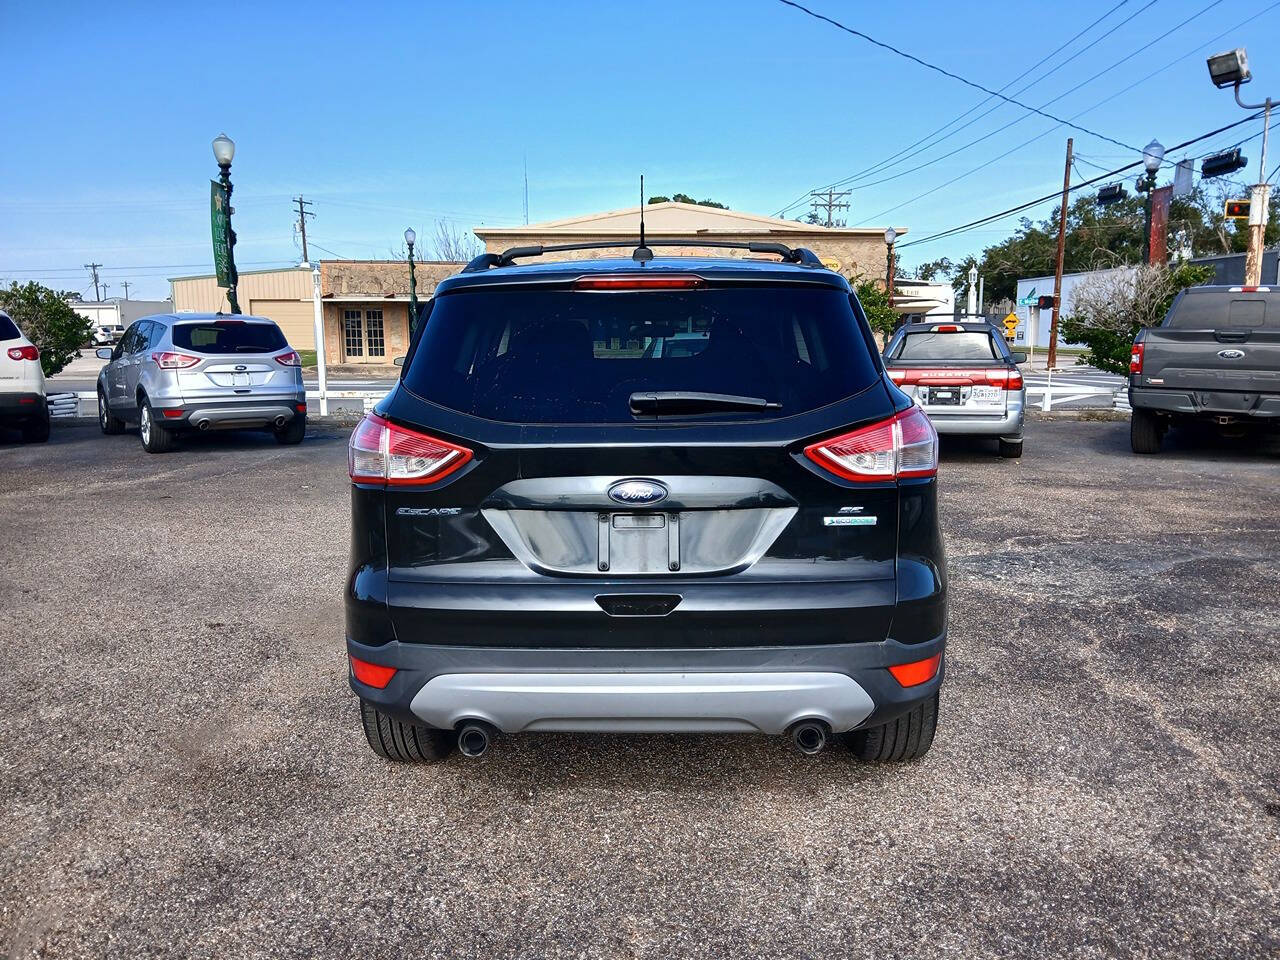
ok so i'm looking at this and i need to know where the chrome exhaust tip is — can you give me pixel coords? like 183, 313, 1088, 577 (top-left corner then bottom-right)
457, 721, 494, 758
789, 720, 829, 756
197, 419, 211, 431
274, 415, 288, 428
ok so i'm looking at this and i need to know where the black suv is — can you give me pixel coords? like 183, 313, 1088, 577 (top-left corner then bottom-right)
346, 242, 946, 764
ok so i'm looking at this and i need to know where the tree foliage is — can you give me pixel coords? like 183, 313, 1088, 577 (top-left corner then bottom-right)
1057, 262, 1215, 374
647, 193, 729, 209
0, 281, 91, 377
853, 278, 897, 341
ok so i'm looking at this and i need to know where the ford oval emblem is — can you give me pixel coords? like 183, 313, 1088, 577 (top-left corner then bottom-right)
608, 479, 668, 506
235, 364, 248, 371
1218, 349, 1245, 360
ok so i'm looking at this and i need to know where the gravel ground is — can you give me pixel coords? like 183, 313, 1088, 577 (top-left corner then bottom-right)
1, 418, 1278, 959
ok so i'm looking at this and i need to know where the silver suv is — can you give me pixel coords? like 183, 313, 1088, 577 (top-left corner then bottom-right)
96, 313, 306, 453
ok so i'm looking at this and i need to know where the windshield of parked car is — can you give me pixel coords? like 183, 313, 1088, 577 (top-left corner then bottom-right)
172, 321, 288, 354
893, 331, 999, 361
0, 315, 19, 341
403, 285, 878, 423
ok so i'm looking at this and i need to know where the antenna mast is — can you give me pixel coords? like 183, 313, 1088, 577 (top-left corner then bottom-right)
634, 175, 653, 262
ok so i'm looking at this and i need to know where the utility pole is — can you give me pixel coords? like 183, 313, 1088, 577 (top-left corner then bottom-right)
809, 189, 851, 228
294, 196, 315, 264
1047, 138, 1073, 372
121, 281, 131, 300
1245, 98, 1272, 285
84, 263, 102, 301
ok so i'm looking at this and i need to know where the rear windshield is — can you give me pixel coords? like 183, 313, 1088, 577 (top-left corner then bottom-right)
0, 315, 19, 341
402, 285, 878, 423
172, 321, 287, 353
1167, 293, 1277, 328
893, 330, 999, 361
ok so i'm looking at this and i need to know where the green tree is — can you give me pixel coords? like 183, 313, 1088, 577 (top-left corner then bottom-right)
0, 282, 91, 377
647, 193, 729, 209
1058, 262, 1214, 374
853, 278, 897, 341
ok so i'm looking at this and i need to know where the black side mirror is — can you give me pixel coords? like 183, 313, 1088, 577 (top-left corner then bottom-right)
1010, 352, 1028, 364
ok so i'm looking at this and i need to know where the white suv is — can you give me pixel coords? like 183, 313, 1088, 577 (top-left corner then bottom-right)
0, 311, 50, 443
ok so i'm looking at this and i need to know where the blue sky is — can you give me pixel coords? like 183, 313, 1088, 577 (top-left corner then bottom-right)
2, 0, 1276, 300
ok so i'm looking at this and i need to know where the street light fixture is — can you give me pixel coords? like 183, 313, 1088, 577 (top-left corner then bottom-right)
883, 227, 897, 309
1206, 46, 1273, 285
404, 227, 419, 335
1137, 137, 1164, 265
211, 132, 240, 314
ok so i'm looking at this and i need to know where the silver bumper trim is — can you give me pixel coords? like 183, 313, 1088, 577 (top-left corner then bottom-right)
408, 671, 876, 735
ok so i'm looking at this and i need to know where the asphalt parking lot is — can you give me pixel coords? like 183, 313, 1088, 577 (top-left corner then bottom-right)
2, 417, 1278, 959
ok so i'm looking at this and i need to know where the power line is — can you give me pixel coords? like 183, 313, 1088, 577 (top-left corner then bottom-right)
775, 0, 1141, 152
898, 113, 1266, 250
774, 0, 1140, 216
809, 189, 850, 227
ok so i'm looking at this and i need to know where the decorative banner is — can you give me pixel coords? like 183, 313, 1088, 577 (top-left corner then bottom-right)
1149, 185, 1173, 265
210, 180, 230, 288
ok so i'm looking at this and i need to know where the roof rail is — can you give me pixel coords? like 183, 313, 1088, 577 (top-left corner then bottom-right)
462, 239, 826, 272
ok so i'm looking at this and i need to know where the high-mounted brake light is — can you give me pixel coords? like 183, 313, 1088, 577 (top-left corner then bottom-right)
6, 345, 39, 361
151, 351, 200, 369
931, 324, 961, 332
348, 413, 473, 486
888, 653, 942, 687
574, 275, 705, 290
804, 406, 938, 482
1229, 286, 1269, 293
275, 350, 301, 366
1130, 342, 1145, 375
349, 655, 396, 689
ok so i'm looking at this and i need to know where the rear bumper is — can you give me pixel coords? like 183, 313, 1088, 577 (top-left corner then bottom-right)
153, 398, 305, 431
1129, 386, 1280, 419
922, 393, 1024, 438
346, 633, 946, 734
0, 392, 47, 423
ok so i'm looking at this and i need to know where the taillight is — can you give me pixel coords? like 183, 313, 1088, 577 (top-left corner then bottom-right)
574, 275, 705, 290
151, 351, 200, 369
348, 413, 473, 486
349, 655, 396, 689
1130, 342, 1144, 375
275, 350, 301, 366
803, 406, 938, 482
7, 345, 39, 361
888, 367, 1022, 389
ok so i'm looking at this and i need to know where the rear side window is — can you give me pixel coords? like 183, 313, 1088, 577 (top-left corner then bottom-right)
893, 331, 999, 361
173, 321, 287, 353
403, 285, 878, 423
0, 315, 19, 341
1167, 293, 1276, 328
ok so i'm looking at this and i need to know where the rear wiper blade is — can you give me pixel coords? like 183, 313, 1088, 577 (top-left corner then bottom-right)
629, 391, 782, 415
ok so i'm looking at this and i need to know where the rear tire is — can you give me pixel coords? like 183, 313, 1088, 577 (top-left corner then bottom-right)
274, 412, 306, 445
21, 413, 50, 444
844, 693, 939, 762
360, 700, 453, 762
99, 390, 125, 435
998, 437, 1023, 459
1130, 408, 1164, 454
139, 398, 175, 454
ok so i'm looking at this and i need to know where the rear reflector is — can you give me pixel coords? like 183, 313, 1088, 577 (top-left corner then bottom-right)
574, 275, 705, 290
348, 412, 473, 486
1130, 341, 1145, 374
888, 653, 942, 688
349, 655, 396, 688
151, 351, 201, 369
18, 396, 35, 404
7, 345, 39, 361
803, 406, 938, 482
161, 409, 184, 419
275, 350, 301, 366
296, 403, 307, 413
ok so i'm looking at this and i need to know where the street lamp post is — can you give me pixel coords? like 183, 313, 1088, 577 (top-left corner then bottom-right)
966, 264, 978, 317
1207, 48, 1273, 285
1138, 138, 1165, 265
405, 227, 419, 335
211, 133, 241, 314
883, 227, 897, 309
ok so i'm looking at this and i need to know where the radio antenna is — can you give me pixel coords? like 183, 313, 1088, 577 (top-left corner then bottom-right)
634, 174, 653, 262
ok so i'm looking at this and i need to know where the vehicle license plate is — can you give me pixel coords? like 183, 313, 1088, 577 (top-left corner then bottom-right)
232, 373, 250, 387
927, 388, 960, 405
972, 386, 1002, 402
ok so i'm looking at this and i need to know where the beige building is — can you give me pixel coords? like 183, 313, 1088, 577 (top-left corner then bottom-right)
170, 261, 461, 365
475, 201, 904, 282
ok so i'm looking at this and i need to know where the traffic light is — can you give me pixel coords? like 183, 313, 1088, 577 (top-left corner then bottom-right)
1037, 295, 1056, 309
1202, 148, 1248, 179
1225, 199, 1251, 221
1096, 183, 1127, 206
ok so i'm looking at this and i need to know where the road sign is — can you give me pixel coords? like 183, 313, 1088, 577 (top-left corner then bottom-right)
1225, 199, 1251, 221
210, 180, 230, 288
1017, 287, 1037, 306
1002, 313, 1019, 339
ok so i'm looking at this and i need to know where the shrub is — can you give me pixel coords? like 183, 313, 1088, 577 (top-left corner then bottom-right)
0, 281, 92, 377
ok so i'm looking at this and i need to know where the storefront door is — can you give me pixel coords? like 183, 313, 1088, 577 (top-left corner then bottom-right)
342, 308, 387, 363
